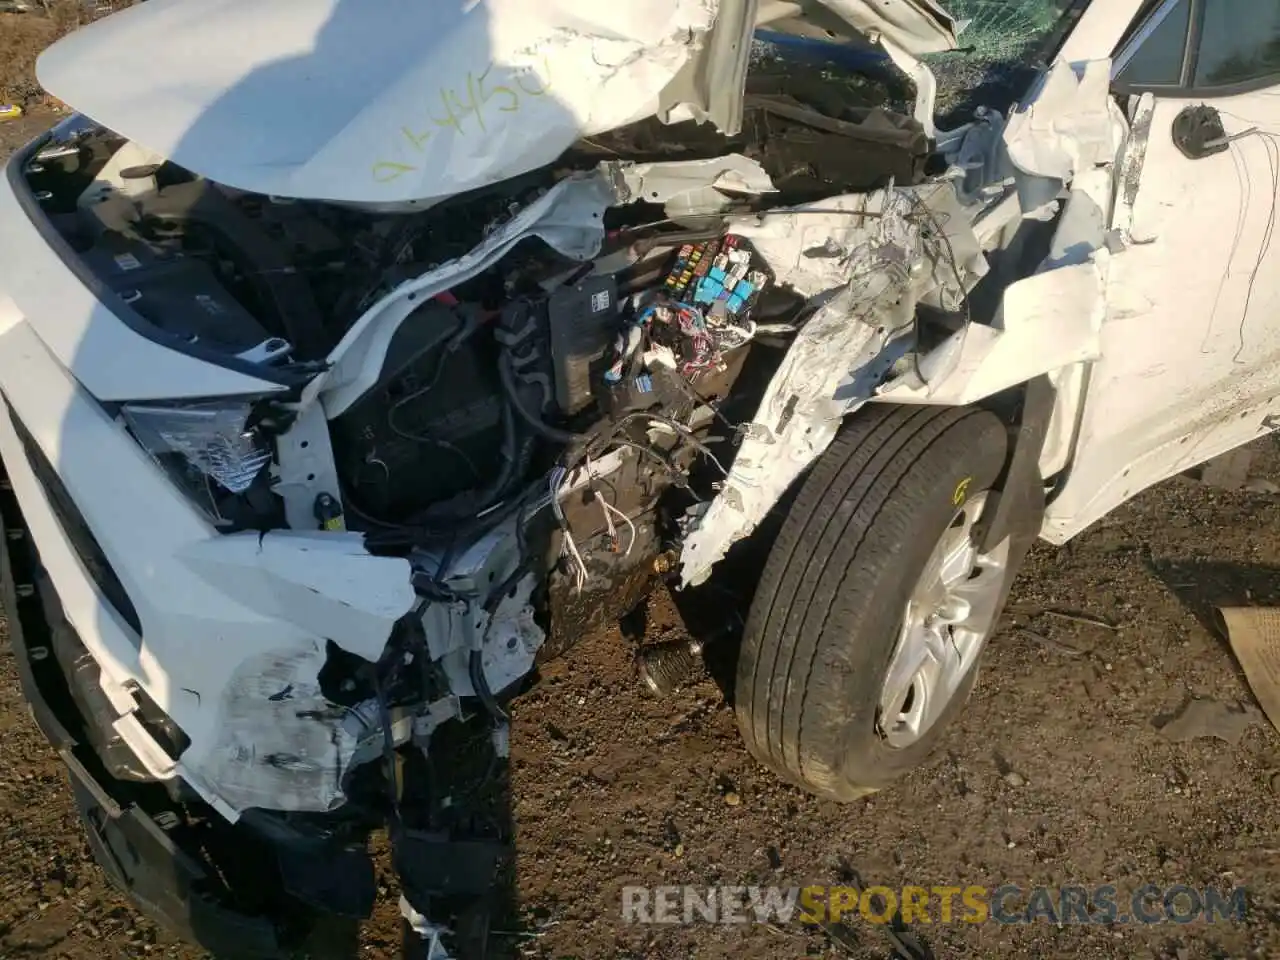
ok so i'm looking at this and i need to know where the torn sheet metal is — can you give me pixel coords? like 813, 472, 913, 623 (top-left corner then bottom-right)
609, 154, 778, 218
879, 58, 1129, 410
316, 155, 773, 417
758, 0, 957, 55
178, 531, 416, 661
424, 575, 545, 702
38, 0, 953, 207
680, 183, 978, 585
1004, 59, 1128, 202
880, 35, 941, 139
1110, 93, 1156, 248
416, 520, 546, 699
676, 284, 899, 587
936, 107, 1009, 207
877, 254, 1107, 406
881, 69, 1122, 405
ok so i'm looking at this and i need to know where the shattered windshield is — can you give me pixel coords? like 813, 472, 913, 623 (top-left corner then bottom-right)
928, 0, 1083, 121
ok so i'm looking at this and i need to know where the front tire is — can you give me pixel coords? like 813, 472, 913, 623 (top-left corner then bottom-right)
735, 404, 1014, 801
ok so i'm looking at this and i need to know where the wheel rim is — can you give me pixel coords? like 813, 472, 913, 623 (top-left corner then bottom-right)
876, 492, 1010, 749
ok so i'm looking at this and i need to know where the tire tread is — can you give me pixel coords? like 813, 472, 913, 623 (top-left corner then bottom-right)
736, 405, 1007, 799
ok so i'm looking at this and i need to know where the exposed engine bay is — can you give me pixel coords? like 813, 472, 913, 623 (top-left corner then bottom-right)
16, 42, 1042, 954
0, 0, 1149, 948
24, 58, 940, 656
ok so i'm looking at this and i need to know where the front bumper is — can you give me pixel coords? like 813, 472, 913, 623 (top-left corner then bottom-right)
0, 451, 305, 955
0, 303, 417, 819
0, 133, 421, 823
0, 133, 497, 951
0, 426, 505, 956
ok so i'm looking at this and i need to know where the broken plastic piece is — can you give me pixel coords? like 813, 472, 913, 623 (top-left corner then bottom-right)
491, 721, 510, 759
400, 896, 453, 960
1172, 104, 1229, 160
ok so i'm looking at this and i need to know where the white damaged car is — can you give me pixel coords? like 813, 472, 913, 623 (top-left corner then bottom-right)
1, 0, 1274, 953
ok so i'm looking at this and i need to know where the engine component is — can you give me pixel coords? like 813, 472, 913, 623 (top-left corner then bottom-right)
131, 181, 331, 358
566, 68, 930, 202
637, 637, 704, 696
541, 443, 669, 658
495, 298, 555, 415
331, 302, 512, 522
546, 273, 620, 415
598, 233, 769, 416
83, 238, 284, 358
496, 296, 585, 449
410, 517, 546, 700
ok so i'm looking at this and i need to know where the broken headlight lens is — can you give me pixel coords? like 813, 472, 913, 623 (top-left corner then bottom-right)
120, 400, 273, 525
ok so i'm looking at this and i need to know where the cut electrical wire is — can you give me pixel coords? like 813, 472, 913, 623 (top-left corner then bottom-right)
594, 489, 637, 556
549, 466, 589, 591
613, 411, 729, 476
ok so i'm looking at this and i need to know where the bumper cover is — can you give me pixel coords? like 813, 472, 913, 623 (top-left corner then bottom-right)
0, 458, 293, 956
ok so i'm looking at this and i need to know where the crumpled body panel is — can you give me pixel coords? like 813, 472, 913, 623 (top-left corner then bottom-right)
36, 0, 954, 206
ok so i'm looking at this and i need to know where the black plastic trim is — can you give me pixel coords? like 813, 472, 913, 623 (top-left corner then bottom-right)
977, 374, 1056, 555
1180, 0, 1205, 87
9, 406, 143, 636
4, 132, 307, 389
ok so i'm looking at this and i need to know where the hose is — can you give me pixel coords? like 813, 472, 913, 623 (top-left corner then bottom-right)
387, 400, 524, 535
361, 428, 538, 550
498, 351, 582, 445
483, 492, 536, 615
469, 649, 508, 723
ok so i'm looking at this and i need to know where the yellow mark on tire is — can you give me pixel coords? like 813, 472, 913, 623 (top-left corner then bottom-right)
953, 477, 972, 506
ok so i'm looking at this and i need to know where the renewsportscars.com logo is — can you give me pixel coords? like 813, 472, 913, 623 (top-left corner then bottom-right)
621, 884, 1248, 926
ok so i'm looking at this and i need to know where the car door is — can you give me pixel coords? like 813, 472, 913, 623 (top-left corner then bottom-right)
1044, 0, 1280, 542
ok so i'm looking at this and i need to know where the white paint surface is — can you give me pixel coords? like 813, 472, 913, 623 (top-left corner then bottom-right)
178, 532, 416, 662
1004, 59, 1123, 184
36, 0, 953, 206
876, 257, 1107, 407
0, 312, 413, 816
1056, 0, 1147, 65
1047, 88, 1280, 540
9, 0, 1280, 824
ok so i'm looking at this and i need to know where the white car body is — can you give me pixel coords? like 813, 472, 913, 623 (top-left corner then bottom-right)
0, 0, 1274, 890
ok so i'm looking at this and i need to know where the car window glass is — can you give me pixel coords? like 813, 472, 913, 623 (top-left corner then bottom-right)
1115, 0, 1191, 86
1194, 0, 1280, 86
925, 0, 1081, 121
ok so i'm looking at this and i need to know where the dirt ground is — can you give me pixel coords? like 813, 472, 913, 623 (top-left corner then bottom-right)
0, 12, 1278, 959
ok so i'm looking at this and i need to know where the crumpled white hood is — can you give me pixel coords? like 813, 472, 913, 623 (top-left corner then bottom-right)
37, 0, 954, 206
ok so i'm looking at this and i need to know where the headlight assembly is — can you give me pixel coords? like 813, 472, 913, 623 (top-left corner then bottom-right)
120, 399, 274, 526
